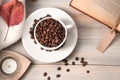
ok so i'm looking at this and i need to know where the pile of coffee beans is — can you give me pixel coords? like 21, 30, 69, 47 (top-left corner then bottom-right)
29, 14, 52, 44
35, 18, 65, 48
29, 14, 65, 51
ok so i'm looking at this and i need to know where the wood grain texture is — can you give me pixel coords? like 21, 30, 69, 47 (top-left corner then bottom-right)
0, 50, 31, 80
4, 0, 120, 80
21, 65, 120, 80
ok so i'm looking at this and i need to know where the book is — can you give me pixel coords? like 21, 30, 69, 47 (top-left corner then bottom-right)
70, 0, 120, 32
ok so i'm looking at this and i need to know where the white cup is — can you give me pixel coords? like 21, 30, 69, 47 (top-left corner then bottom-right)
34, 17, 74, 50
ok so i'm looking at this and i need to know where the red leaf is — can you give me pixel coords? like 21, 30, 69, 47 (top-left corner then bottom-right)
0, 1, 13, 25
9, 1, 24, 26
0, 0, 24, 41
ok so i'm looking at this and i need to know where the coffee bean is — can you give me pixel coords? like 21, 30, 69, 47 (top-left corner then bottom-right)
31, 35, 34, 38
86, 70, 90, 73
45, 50, 52, 52
34, 40, 37, 44
46, 14, 52, 17
65, 62, 69, 66
80, 57, 85, 63
33, 23, 36, 28
34, 19, 39, 24
63, 59, 69, 66
43, 72, 47, 77
80, 60, 84, 63
39, 18, 43, 20
81, 57, 84, 61
63, 59, 68, 63
82, 61, 88, 67
56, 74, 61, 78
72, 61, 75, 65
75, 57, 79, 61
47, 76, 51, 80
66, 69, 70, 72
57, 67, 61, 71
40, 47, 44, 50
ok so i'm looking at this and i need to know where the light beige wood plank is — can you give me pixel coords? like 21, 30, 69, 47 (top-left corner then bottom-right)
21, 65, 120, 80
6, 36, 120, 65
26, 0, 82, 17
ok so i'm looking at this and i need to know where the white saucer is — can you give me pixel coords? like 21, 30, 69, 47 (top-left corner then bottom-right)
22, 7, 78, 63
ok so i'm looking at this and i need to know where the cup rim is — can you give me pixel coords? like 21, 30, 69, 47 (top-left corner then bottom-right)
34, 17, 67, 50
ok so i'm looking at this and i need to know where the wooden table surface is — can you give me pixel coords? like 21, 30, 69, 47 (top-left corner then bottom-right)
6, 0, 120, 80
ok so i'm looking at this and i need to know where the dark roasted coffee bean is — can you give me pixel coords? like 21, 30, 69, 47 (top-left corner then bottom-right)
40, 47, 44, 50
46, 50, 52, 52
66, 69, 70, 72
43, 72, 47, 77
30, 27, 33, 31
33, 23, 36, 28
72, 61, 75, 65
47, 76, 51, 80
39, 18, 43, 20
81, 57, 84, 61
80, 60, 84, 63
31, 36, 34, 39
63, 59, 68, 63
80, 57, 85, 63
82, 61, 88, 67
46, 14, 51, 17
57, 67, 61, 71
86, 70, 90, 73
65, 62, 69, 66
34, 19, 39, 24
56, 74, 61, 78
75, 57, 79, 61
34, 40, 37, 44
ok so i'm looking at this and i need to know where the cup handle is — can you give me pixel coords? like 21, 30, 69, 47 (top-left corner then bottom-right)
66, 24, 74, 29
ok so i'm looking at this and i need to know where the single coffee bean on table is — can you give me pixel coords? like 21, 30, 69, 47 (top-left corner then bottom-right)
56, 74, 61, 78
57, 67, 61, 71
75, 57, 79, 61
86, 70, 90, 73
66, 68, 70, 72
81, 57, 85, 63
47, 76, 51, 80
43, 72, 47, 77
72, 61, 75, 65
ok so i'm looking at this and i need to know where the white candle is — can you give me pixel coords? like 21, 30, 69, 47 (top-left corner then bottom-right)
2, 59, 17, 74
